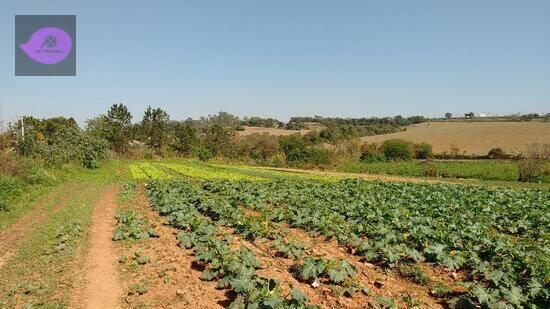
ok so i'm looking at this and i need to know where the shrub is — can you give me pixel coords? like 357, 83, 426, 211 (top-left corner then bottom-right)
413, 142, 433, 159
237, 133, 280, 163
422, 160, 438, 177
0, 132, 11, 151
360, 144, 385, 163
382, 139, 413, 161
517, 144, 549, 182
487, 147, 507, 159
280, 135, 329, 165
78, 134, 108, 169
192, 146, 213, 162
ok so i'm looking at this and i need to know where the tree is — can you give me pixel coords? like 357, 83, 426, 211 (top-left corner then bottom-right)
10, 116, 106, 168
280, 134, 329, 165
204, 124, 234, 157
445, 113, 452, 119
141, 106, 171, 153
237, 133, 280, 162
464, 112, 474, 118
87, 104, 133, 153
172, 122, 197, 156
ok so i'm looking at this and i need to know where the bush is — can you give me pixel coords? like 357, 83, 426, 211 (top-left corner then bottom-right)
422, 160, 438, 177
518, 159, 542, 182
236, 133, 280, 163
360, 144, 385, 163
78, 134, 108, 169
192, 146, 213, 162
382, 139, 413, 161
487, 147, 507, 159
280, 135, 329, 166
413, 143, 433, 159
517, 144, 549, 182
0, 132, 11, 151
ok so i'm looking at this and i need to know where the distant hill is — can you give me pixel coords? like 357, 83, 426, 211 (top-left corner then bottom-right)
361, 121, 550, 155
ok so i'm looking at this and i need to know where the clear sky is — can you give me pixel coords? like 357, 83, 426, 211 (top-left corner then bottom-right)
0, 0, 548, 126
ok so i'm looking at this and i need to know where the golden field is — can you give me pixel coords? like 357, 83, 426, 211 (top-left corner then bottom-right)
361, 121, 550, 155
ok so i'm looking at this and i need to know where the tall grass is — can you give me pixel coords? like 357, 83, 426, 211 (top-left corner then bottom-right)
339, 160, 550, 183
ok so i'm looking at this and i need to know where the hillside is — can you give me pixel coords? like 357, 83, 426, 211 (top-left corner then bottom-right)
361, 121, 550, 155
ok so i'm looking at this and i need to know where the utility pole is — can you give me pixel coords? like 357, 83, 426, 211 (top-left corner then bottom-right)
21, 117, 25, 142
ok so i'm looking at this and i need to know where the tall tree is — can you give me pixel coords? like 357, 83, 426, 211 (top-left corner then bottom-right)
205, 124, 233, 157
141, 106, 170, 152
172, 122, 197, 156
86, 103, 133, 153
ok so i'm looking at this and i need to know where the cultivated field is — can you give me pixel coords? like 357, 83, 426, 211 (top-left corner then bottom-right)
1, 160, 549, 308
123, 161, 549, 308
361, 121, 550, 155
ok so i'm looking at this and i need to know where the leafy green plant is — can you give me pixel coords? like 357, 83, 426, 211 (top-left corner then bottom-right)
430, 284, 452, 298
196, 174, 550, 307
146, 180, 319, 308
118, 182, 138, 202
398, 264, 430, 285
374, 295, 397, 309
402, 294, 421, 308
51, 220, 83, 254
113, 210, 157, 241
271, 238, 310, 259
293, 257, 357, 284
128, 281, 149, 295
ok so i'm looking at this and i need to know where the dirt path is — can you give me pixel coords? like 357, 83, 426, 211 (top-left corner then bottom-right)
0, 182, 84, 269
81, 185, 121, 309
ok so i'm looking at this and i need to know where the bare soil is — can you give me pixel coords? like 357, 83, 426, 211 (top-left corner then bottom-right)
116, 188, 228, 308
119, 187, 462, 308
80, 185, 122, 309
233, 210, 461, 308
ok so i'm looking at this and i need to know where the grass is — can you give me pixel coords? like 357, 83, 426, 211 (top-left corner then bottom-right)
0, 161, 128, 307
0, 184, 102, 308
339, 160, 550, 183
0, 160, 130, 229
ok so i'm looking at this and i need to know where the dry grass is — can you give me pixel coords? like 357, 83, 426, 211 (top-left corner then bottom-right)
238, 126, 311, 136
360, 121, 550, 155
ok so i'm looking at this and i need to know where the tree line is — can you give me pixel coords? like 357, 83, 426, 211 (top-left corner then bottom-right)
1, 104, 548, 183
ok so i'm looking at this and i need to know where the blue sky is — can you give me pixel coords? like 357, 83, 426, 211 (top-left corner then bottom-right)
0, 0, 548, 126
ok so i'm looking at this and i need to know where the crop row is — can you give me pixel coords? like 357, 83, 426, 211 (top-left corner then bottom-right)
146, 180, 319, 308
180, 180, 366, 296
160, 162, 265, 182
140, 163, 172, 179
129, 164, 148, 180
201, 179, 550, 308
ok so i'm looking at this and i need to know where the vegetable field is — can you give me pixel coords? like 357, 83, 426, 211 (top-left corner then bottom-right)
131, 161, 550, 308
